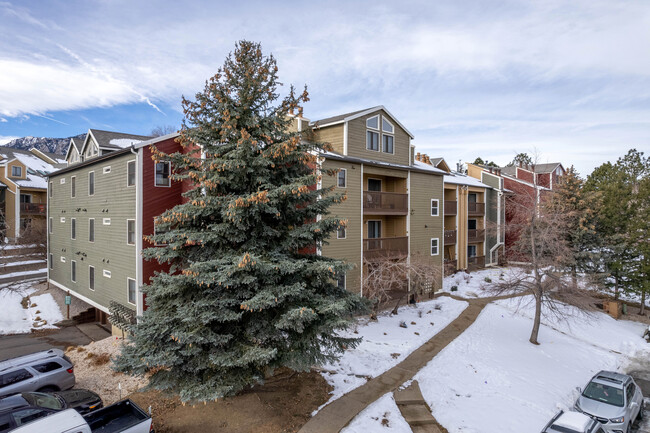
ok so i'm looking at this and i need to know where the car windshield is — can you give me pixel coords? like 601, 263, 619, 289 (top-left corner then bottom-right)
20, 392, 63, 410
582, 382, 624, 407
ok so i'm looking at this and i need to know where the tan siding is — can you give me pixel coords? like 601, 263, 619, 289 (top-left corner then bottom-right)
48, 153, 137, 311
320, 159, 362, 294
347, 109, 410, 166
313, 124, 344, 155
409, 172, 444, 289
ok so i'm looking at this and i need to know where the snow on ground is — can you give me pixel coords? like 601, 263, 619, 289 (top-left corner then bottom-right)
414, 296, 650, 433
340, 393, 411, 433
318, 296, 468, 409
0, 281, 63, 334
442, 266, 524, 298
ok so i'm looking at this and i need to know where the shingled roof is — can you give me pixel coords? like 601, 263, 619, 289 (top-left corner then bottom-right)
88, 129, 153, 150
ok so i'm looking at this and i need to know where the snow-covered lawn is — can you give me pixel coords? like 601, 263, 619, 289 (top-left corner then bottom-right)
442, 267, 525, 298
341, 392, 411, 433
318, 296, 468, 407
414, 296, 650, 433
0, 281, 63, 334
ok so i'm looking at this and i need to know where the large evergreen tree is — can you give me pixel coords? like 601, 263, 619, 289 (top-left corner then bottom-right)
114, 41, 365, 402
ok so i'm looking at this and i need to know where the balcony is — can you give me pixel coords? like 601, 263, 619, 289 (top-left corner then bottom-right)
468, 256, 486, 271
468, 202, 485, 216
363, 236, 408, 260
20, 203, 46, 216
363, 191, 408, 215
444, 229, 457, 245
444, 201, 457, 216
468, 229, 485, 243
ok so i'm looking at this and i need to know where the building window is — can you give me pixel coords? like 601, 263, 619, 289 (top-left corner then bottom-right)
337, 169, 347, 188
49, 217, 53, 234
88, 219, 95, 242
382, 135, 394, 153
336, 273, 346, 291
71, 260, 77, 283
127, 160, 136, 186
366, 115, 379, 129
11, 166, 22, 177
89, 266, 95, 291
367, 220, 381, 239
431, 238, 439, 256
88, 172, 95, 196
103, 269, 111, 278
49, 182, 53, 198
20, 194, 31, 204
468, 219, 477, 230
153, 225, 168, 246
49, 253, 53, 270
127, 278, 136, 305
71, 176, 76, 198
382, 117, 394, 134
468, 245, 477, 258
337, 227, 346, 239
366, 131, 379, 151
367, 178, 382, 192
155, 162, 170, 187
71, 218, 76, 240
431, 199, 439, 216
103, 166, 111, 174
127, 220, 136, 245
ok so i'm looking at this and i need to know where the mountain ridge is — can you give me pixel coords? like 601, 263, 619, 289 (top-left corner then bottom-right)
1, 134, 84, 156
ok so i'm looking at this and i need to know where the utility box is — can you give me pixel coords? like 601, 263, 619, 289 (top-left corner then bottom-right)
605, 300, 623, 319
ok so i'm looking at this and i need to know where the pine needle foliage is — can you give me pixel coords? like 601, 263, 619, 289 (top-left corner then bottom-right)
114, 41, 366, 402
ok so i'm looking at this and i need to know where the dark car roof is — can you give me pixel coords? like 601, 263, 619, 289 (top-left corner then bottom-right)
0, 394, 28, 412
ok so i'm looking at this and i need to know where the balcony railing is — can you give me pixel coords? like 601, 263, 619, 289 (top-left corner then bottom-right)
468, 202, 485, 216
444, 201, 457, 216
444, 229, 457, 245
363, 236, 408, 260
20, 203, 46, 216
363, 191, 408, 215
468, 256, 486, 271
468, 229, 485, 243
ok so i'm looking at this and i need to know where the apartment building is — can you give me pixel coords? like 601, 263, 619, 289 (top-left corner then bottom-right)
48, 131, 183, 328
305, 106, 446, 295
0, 148, 65, 240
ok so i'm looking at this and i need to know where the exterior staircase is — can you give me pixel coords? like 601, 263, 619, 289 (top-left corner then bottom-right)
393, 380, 446, 433
0, 244, 47, 285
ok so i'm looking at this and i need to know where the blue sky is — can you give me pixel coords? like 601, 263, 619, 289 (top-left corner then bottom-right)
0, 0, 649, 175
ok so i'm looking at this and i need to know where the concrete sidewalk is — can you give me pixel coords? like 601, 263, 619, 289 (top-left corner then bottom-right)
299, 297, 489, 433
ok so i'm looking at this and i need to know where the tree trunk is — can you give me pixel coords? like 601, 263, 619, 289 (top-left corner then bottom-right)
614, 275, 619, 300
640, 290, 646, 316
529, 289, 542, 345
571, 266, 578, 289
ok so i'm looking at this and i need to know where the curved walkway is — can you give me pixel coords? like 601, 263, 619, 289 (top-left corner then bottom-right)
300, 293, 517, 433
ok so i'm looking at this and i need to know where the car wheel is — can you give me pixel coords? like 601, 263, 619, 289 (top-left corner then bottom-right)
36, 386, 59, 392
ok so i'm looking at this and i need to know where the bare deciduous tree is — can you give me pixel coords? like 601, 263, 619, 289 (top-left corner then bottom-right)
150, 125, 177, 137
362, 253, 441, 319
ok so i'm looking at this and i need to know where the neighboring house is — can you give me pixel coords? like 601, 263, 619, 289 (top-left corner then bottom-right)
305, 106, 447, 295
0, 148, 65, 241
64, 129, 153, 166
47, 133, 183, 329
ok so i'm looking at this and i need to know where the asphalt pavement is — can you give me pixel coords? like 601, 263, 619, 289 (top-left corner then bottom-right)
0, 326, 94, 360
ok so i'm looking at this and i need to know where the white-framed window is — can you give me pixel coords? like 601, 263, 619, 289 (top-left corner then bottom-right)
49, 253, 53, 270
88, 218, 95, 242
103, 218, 111, 225
366, 115, 379, 130
127, 219, 136, 245
337, 226, 346, 239
49, 181, 53, 198
71, 176, 76, 198
366, 130, 379, 151
89, 266, 95, 291
60, 256, 66, 263
127, 278, 136, 305
11, 166, 22, 177
60, 178, 66, 184
71, 260, 77, 283
153, 225, 168, 246
431, 238, 439, 256
468, 245, 477, 258
382, 117, 394, 134
49, 217, 53, 234
60, 217, 65, 223
337, 169, 347, 188
103, 269, 112, 278
431, 199, 439, 216
336, 273, 346, 291
155, 162, 170, 187
88, 171, 95, 196
103, 166, 111, 174
71, 218, 76, 240
382, 135, 394, 154
127, 160, 136, 187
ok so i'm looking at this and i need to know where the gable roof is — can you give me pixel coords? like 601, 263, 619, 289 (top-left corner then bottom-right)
310, 105, 415, 139
80, 129, 153, 156
500, 162, 564, 175
0, 147, 63, 190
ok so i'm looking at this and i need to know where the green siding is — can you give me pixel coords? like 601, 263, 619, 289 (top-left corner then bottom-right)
320, 159, 362, 293
48, 153, 137, 312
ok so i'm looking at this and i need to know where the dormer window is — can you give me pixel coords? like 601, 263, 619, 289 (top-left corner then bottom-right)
11, 166, 22, 177
366, 115, 380, 152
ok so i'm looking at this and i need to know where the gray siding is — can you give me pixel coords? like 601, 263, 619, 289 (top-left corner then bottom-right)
48, 153, 137, 312
347, 109, 410, 166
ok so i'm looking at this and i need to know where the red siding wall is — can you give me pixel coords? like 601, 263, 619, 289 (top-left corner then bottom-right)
537, 173, 550, 189
515, 167, 534, 184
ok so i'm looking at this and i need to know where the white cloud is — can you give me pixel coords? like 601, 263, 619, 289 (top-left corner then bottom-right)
0, 136, 18, 146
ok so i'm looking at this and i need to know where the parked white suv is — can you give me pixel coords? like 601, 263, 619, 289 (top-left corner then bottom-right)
542, 410, 605, 433
0, 349, 75, 397
574, 371, 644, 433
